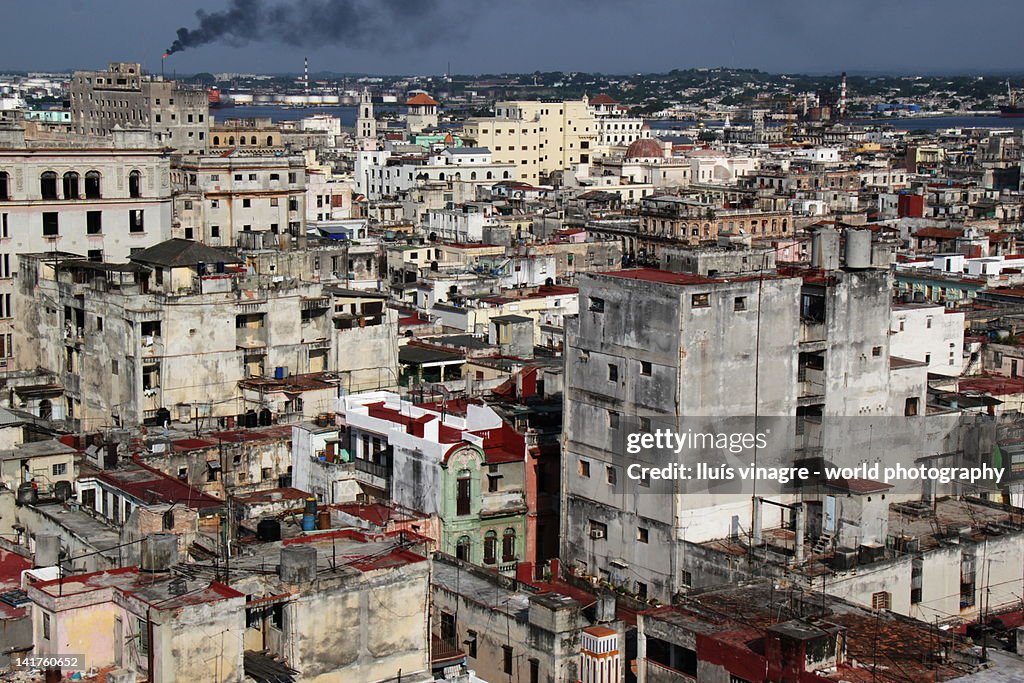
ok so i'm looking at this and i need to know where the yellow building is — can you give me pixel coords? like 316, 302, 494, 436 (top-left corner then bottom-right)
462, 97, 599, 183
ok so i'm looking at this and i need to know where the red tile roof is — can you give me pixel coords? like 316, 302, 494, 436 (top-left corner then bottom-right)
406, 93, 438, 106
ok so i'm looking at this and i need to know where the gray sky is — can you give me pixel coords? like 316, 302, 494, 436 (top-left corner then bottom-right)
3, 0, 1023, 76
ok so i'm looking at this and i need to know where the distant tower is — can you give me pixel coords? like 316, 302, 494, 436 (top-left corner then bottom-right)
304, 57, 309, 96
357, 89, 377, 150
839, 71, 848, 120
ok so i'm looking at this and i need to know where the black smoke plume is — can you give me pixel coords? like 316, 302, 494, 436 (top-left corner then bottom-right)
165, 0, 450, 56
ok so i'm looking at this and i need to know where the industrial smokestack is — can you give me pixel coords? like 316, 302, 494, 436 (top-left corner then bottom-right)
839, 72, 848, 120
304, 57, 309, 96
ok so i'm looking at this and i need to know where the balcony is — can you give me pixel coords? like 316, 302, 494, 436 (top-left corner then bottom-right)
479, 489, 526, 518
236, 327, 267, 349
140, 336, 164, 358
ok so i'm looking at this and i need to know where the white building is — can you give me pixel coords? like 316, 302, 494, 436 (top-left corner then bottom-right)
889, 303, 966, 376
0, 124, 173, 370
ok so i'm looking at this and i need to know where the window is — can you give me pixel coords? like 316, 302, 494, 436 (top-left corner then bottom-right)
502, 646, 513, 675
86, 210, 103, 235
456, 474, 471, 516
128, 170, 142, 198
872, 346, 882, 357
242, 198, 252, 208
270, 197, 279, 207
529, 658, 539, 683
62, 171, 80, 199
467, 629, 477, 658
484, 530, 497, 565
692, 293, 711, 308
589, 520, 607, 539
40, 171, 58, 199
0, 171, 9, 200
440, 611, 457, 646
905, 397, 919, 417
636, 581, 648, 599
0, 293, 9, 318
911, 558, 923, 604
42, 212, 59, 236
734, 296, 747, 311
638, 527, 649, 543
248, 173, 257, 181
608, 363, 618, 382
1, 213, 7, 238
271, 604, 284, 630
502, 528, 516, 562
578, 459, 591, 478
606, 465, 617, 485
129, 209, 144, 232
640, 360, 652, 376
871, 591, 891, 610
455, 536, 471, 561
288, 172, 297, 184
43, 612, 51, 640
589, 296, 605, 313
211, 225, 220, 238
608, 410, 620, 430
138, 617, 149, 655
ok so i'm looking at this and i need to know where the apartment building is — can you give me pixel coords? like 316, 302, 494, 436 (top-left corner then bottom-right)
462, 97, 600, 182
15, 239, 398, 430
560, 230, 942, 603
0, 124, 173, 371
69, 62, 209, 155
171, 152, 307, 246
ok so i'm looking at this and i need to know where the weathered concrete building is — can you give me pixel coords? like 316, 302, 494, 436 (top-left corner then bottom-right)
431, 553, 621, 683
171, 152, 307, 247
15, 239, 398, 430
69, 62, 209, 155
0, 124, 173, 371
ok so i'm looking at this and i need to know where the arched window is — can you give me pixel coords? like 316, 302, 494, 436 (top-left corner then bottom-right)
483, 531, 497, 565
40, 171, 58, 200
213, 135, 220, 146
0, 171, 9, 201
250, 136, 257, 145
85, 171, 101, 199
228, 136, 235, 145
266, 135, 273, 146
782, 219, 788, 232
470, 171, 477, 180
62, 171, 80, 199
128, 170, 142, 198
455, 536, 471, 562
438, 172, 445, 181
502, 528, 516, 563
486, 171, 492, 180
239, 136, 246, 145
503, 171, 510, 179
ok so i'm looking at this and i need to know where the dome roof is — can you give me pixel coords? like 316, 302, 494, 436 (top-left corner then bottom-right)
625, 137, 664, 159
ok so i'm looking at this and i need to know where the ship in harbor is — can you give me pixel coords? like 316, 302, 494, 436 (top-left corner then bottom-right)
999, 81, 1024, 117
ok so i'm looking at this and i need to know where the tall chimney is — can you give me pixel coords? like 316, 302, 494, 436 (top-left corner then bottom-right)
304, 57, 309, 96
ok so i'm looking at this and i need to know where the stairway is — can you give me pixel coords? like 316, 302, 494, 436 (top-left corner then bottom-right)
812, 532, 834, 554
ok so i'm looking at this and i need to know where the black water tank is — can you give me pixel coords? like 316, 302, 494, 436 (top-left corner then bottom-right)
16, 482, 37, 506
257, 519, 281, 542
53, 480, 73, 502
155, 407, 171, 426
244, 410, 258, 428
258, 408, 272, 426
